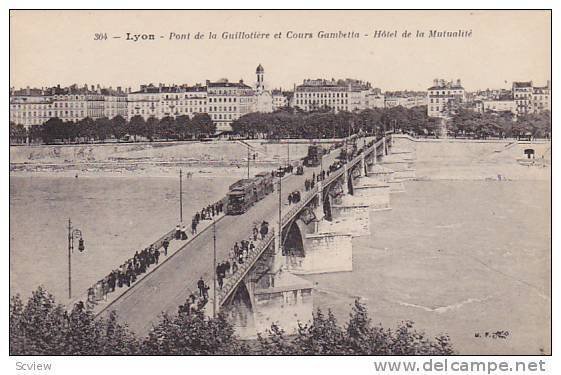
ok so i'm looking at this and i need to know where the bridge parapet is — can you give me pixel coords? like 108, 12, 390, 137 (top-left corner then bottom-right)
281, 185, 318, 227
322, 167, 345, 187
218, 229, 275, 306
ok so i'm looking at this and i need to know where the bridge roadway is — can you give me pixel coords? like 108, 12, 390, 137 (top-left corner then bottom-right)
216, 137, 384, 304
98, 146, 343, 336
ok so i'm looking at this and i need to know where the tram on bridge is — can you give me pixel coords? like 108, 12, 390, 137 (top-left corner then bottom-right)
226, 173, 275, 215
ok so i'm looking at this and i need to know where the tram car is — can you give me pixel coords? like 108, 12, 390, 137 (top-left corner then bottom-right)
226, 179, 258, 215
303, 145, 323, 167
226, 173, 275, 215
254, 172, 275, 195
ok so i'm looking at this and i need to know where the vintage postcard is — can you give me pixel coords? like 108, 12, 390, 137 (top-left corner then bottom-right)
8, 9, 551, 362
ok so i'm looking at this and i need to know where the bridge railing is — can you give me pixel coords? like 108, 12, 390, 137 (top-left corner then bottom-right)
218, 229, 275, 305
322, 166, 345, 187
281, 185, 319, 227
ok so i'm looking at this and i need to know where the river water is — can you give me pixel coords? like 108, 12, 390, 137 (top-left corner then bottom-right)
306, 179, 551, 355
9, 175, 238, 302
10, 168, 550, 355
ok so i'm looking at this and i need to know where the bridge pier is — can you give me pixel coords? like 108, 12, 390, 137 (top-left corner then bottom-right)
286, 231, 353, 274
379, 148, 416, 181
251, 271, 314, 337
328, 202, 371, 237
367, 164, 406, 193
222, 235, 314, 339
352, 178, 392, 211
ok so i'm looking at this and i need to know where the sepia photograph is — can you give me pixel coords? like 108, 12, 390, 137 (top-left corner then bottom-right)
7, 8, 552, 364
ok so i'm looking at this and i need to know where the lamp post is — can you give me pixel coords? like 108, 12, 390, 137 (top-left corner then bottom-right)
277, 165, 283, 257
67, 218, 85, 300
179, 169, 183, 223
287, 141, 290, 168
247, 144, 250, 179
212, 215, 217, 318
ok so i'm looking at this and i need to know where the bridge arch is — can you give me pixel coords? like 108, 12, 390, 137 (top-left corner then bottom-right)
283, 218, 307, 257
322, 191, 333, 221
222, 280, 255, 332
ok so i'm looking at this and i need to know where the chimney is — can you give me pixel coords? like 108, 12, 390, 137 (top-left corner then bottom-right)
456, 79, 461, 87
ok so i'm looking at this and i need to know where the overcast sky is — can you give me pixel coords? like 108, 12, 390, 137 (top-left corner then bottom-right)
10, 10, 551, 92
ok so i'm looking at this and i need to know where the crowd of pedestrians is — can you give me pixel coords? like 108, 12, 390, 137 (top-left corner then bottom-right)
87, 243, 165, 305
191, 199, 224, 235
86, 198, 228, 306
288, 190, 301, 205
215, 221, 270, 291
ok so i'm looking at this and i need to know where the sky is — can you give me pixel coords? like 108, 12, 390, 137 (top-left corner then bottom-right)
10, 10, 551, 92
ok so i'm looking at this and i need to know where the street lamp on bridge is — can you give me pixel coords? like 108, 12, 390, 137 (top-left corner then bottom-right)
67, 218, 85, 300
277, 165, 284, 258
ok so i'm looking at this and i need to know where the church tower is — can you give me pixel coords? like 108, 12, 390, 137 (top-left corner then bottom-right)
256, 64, 265, 93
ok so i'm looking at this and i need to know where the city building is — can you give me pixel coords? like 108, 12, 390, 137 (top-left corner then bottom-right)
272, 89, 289, 110
384, 92, 427, 109
292, 78, 371, 112
364, 91, 385, 109
10, 84, 110, 128
207, 79, 256, 132
127, 83, 208, 120
512, 80, 551, 116
427, 79, 466, 118
531, 81, 551, 114
474, 99, 517, 116
254, 64, 274, 114
512, 81, 534, 116
102, 87, 128, 119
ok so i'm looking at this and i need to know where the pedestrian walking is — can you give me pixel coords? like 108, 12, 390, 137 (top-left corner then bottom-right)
234, 242, 240, 256
203, 285, 210, 301
154, 248, 160, 264
197, 277, 205, 297
162, 239, 169, 256
175, 224, 181, 240
181, 225, 188, 240
260, 221, 268, 239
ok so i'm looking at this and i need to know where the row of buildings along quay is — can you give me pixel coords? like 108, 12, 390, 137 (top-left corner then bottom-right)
10, 64, 551, 132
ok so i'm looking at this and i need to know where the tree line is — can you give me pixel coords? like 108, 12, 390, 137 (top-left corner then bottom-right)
10, 106, 550, 145
231, 106, 441, 139
10, 113, 216, 145
448, 109, 551, 139
10, 286, 455, 355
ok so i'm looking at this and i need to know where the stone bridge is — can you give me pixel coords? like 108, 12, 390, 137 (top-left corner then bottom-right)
95, 133, 417, 338
216, 133, 418, 337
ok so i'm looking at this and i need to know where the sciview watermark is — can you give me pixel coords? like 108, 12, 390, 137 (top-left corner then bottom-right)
373, 358, 548, 374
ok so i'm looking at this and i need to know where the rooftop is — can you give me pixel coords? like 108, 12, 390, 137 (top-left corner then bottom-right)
512, 81, 533, 88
